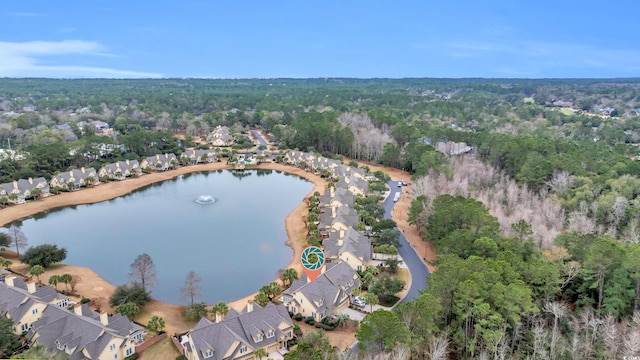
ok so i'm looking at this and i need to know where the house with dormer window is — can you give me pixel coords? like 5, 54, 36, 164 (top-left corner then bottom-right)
182, 301, 293, 360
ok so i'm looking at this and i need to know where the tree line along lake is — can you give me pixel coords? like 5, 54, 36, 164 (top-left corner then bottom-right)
13, 169, 313, 305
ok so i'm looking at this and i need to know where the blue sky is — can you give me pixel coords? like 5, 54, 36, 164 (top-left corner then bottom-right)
1, 1, 638, 78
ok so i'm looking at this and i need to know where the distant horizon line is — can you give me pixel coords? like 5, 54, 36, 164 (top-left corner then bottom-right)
2, 76, 640, 81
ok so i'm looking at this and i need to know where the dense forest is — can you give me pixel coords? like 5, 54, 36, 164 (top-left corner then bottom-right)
2, 77, 640, 358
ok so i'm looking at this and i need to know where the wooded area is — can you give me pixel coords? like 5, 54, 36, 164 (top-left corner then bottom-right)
2, 77, 640, 358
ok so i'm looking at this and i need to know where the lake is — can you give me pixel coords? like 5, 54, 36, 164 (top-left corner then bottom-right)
15, 169, 313, 305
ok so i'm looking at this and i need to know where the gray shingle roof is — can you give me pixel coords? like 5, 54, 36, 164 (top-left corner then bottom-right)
323, 228, 373, 264
284, 262, 359, 317
30, 305, 129, 359
187, 303, 293, 360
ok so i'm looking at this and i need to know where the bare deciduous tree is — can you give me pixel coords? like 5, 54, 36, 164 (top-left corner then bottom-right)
8, 223, 28, 257
411, 154, 565, 247
546, 170, 574, 197
129, 253, 157, 293
337, 112, 393, 162
428, 334, 449, 360
181, 270, 202, 305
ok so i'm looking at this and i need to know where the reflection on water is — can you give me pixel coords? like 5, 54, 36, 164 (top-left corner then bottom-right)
15, 170, 313, 305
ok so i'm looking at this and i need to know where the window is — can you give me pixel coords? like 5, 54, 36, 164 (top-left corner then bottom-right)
110, 344, 116, 351
256, 334, 263, 342
268, 329, 275, 338
56, 341, 63, 350
21, 323, 28, 332
114, 355, 118, 359
205, 349, 213, 358
32, 308, 38, 315
240, 346, 248, 354
126, 348, 133, 356
287, 331, 292, 338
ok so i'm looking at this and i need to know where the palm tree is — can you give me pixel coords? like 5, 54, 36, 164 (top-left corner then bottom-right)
0, 258, 12, 269
335, 314, 351, 329
30, 265, 45, 284
254, 347, 268, 360
361, 292, 379, 313
147, 315, 166, 333
210, 301, 229, 317
48, 274, 59, 290
31, 188, 42, 200
59, 274, 72, 293
281, 268, 299, 287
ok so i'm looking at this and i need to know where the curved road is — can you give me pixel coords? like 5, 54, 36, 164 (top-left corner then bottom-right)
384, 180, 430, 303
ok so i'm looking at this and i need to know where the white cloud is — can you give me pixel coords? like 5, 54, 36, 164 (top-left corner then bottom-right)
0, 40, 162, 78
443, 40, 640, 75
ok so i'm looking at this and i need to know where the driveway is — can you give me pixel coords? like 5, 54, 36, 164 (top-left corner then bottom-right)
250, 129, 269, 146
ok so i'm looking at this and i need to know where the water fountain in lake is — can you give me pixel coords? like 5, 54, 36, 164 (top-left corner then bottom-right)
195, 195, 216, 204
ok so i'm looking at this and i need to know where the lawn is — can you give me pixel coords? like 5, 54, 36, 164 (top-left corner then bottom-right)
559, 108, 574, 116
139, 337, 181, 360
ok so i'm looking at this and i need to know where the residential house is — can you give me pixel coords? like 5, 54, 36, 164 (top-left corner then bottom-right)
332, 165, 366, 181
1, 277, 141, 359
0, 177, 50, 203
181, 149, 218, 165
0, 279, 49, 335
50, 167, 99, 190
318, 205, 360, 235
335, 176, 369, 197
181, 301, 294, 360
208, 126, 234, 147
5, 277, 70, 309
29, 305, 137, 359
98, 160, 141, 180
72, 303, 145, 343
318, 187, 355, 209
141, 153, 178, 171
323, 228, 373, 271
283, 150, 306, 166
281, 262, 360, 321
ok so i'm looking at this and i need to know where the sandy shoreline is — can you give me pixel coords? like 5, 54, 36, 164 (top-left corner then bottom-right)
1, 161, 326, 334
1, 159, 434, 339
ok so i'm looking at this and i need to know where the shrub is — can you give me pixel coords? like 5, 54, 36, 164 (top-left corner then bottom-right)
304, 317, 315, 325
124, 354, 140, 360
80, 297, 91, 304
294, 313, 303, 321
176, 356, 188, 360
314, 322, 335, 331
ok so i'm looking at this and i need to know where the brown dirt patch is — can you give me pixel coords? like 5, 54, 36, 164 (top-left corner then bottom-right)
296, 321, 357, 351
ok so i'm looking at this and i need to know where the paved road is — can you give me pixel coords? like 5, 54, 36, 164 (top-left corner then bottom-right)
250, 129, 269, 146
383, 180, 430, 303
350, 181, 431, 353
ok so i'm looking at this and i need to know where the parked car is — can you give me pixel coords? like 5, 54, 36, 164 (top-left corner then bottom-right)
351, 296, 365, 308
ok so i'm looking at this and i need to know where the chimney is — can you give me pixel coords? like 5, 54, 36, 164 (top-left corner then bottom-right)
126, 159, 130, 165
27, 281, 37, 294
330, 187, 334, 197
338, 229, 345, 246
100, 312, 109, 326
28, 177, 33, 184
331, 206, 336, 218
247, 300, 254, 313
5, 276, 15, 287
74, 303, 83, 316
81, 167, 85, 173
215, 311, 222, 323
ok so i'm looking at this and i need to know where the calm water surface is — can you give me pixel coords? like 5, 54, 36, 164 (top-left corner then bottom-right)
18, 170, 313, 305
